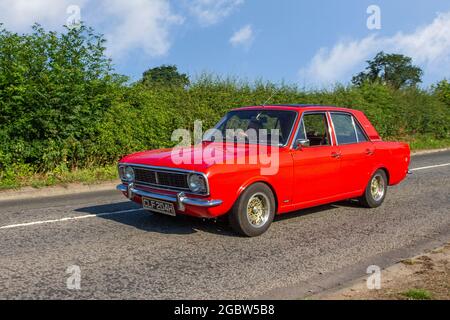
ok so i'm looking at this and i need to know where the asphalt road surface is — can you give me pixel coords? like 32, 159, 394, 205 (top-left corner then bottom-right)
0, 151, 449, 299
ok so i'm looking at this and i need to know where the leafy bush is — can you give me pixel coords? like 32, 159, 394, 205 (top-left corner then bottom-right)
433, 79, 450, 106
0, 24, 449, 189
0, 24, 125, 172
402, 289, 433, 300
91, 79, 449, 165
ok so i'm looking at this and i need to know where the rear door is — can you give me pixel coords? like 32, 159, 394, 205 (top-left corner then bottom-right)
330, 112, 375, 193
290, 112, 341, 204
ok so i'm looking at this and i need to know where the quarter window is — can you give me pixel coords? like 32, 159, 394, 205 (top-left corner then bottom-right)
354, 121, 368, 142
331, 113, 368, 145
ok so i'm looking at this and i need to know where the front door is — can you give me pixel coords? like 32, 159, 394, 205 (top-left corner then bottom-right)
291, 112, 341, 205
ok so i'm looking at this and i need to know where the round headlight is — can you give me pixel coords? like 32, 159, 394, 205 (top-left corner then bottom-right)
124, 166, 135, 182
188, 174, 206, 193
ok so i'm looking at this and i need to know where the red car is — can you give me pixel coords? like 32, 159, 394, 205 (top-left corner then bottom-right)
117, 105, 410, 237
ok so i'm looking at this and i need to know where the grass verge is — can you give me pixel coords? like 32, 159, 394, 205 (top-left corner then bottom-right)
404, 136, 450, 151
314, 242, 450, 300
402, 289, 434, 300
0, 164, 118, 191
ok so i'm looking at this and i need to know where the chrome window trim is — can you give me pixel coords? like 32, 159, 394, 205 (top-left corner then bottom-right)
329, 111, 370, 146
353, 116, 370, 143
283, 111, 299, 148
351, 115, 360, 143
290, 111, 334, 149
118, 163, 210, 196
327, 111, 338, 146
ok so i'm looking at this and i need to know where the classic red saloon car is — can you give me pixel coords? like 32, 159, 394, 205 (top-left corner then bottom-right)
117, 105, 410, 237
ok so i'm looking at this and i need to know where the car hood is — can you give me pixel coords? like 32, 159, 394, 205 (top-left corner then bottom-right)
119, 142, 279, 173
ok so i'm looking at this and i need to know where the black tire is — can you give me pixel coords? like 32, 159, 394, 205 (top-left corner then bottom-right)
360, 169, 388, 208
229, 183, 276, 237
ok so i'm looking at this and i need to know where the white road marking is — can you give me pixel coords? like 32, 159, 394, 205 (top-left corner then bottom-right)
0, 208, 145, 230
410, 163, 450, 172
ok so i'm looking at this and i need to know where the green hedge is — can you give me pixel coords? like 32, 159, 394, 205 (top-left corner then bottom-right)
94, 79, 450, 165
1, 26, 450, 184
2, 77, 450, 175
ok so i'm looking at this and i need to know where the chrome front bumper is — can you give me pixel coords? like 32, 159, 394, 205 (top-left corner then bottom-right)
116, 184, 223, 212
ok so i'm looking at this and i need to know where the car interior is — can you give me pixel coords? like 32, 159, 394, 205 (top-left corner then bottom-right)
301, 113, 330, 146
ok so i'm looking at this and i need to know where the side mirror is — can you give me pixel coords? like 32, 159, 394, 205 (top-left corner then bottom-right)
295, 139, 310, 150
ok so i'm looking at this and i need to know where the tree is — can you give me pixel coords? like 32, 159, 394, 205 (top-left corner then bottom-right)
141, 65, 190, 88
432, 79, 450, 106
352, 52, 423, 89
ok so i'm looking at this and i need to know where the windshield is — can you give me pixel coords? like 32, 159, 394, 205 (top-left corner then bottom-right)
205, 109, 297, 146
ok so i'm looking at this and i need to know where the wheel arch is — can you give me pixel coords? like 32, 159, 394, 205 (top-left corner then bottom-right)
376, 167, 390, 184
369, 162, 391, 184
237, 179, 279, 214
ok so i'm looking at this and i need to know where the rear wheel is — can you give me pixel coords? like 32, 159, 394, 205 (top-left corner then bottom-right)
360, 169, 388, 208
229, 183, 275, 237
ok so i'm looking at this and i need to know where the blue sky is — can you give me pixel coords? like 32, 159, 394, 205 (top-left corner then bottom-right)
1, 0, 449, 87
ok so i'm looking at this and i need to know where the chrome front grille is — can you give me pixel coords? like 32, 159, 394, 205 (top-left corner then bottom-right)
133, 167, 189, 191
134, 168, 157, 184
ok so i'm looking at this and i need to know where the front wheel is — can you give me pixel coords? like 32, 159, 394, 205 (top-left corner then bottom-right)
229, 183, 275, 237
360, 169, 388, 208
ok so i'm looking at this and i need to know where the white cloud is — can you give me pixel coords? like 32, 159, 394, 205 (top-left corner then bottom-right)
0, 0, 183, 59
229, 24, 254, 49
0, 0, 246, 59
0, 0, 87, 31
299, 12, 450, 86
299, 36, 378, 85
100, 0, 184, 59
188, 0, 244, 26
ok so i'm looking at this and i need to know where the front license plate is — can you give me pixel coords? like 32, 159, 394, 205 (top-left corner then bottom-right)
142, 197, 176, 216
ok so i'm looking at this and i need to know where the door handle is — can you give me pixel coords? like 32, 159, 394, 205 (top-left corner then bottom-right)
331, 152, 342, 159
366, 149, 374, 156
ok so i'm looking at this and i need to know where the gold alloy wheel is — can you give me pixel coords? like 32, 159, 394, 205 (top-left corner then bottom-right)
246, 192, 270, 228
370, 174, 385, 202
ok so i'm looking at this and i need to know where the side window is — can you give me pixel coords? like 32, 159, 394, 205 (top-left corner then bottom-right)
331, 113, 368, 144
331, 113, 358, 145
297, 113, 330, 146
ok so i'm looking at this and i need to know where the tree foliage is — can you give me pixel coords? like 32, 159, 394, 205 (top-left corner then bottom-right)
0, 24, 125, 171
141, 64, 190, 88
352, 52, 423, 89
432, 79, 450, 107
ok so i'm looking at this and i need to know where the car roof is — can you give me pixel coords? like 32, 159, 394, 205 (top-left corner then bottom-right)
231, 104, 355, 112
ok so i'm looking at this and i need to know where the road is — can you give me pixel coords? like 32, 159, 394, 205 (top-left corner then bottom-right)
0, 151, 449, 299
